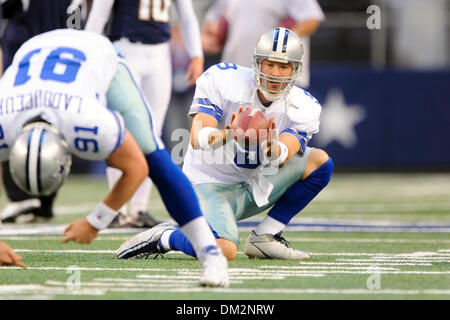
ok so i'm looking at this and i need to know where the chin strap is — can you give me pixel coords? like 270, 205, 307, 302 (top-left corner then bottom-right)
260, 88, 285, 102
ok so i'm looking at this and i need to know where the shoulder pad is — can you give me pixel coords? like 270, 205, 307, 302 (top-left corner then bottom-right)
286, 87, 321, 125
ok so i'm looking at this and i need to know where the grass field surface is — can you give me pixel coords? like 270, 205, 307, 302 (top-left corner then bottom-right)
0, 173, 449, 300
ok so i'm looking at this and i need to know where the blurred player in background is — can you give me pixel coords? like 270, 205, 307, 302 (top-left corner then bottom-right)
202, 0, 324, 88
0, 29, 228, 287
85, 0, 204, 228
0, 0, 90, 223
117, 28, 333, 262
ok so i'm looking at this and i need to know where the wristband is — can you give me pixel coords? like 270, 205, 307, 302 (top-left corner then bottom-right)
198, 127, 220, 151
86, 202, 118, 230
269, 141, 289, 166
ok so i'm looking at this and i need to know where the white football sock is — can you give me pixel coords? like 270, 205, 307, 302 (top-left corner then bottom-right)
158, 229, 174, 251
180, 217, 218, 257
254, 216, 286, 236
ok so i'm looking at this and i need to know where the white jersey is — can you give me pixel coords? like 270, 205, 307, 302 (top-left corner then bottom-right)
182, 63, 321, 185
0, 29, 126, 162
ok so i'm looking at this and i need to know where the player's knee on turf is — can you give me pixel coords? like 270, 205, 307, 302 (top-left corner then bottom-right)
302, 148, 330, 180
216, 238, 238, 261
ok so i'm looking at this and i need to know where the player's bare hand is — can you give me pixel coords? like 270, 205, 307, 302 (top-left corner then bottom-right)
225, 106, 243, 130
261, 116, 279, 158
226, 106, 257, 143
62, 218, 99, 244
265, 115, 276, 141
0, 241, 27, 269
186, 56, 204, 87
225, 106, 243, 139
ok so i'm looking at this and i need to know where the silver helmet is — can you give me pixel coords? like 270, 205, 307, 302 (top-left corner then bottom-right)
252, 27, 304, 100
9, 122, 72, 196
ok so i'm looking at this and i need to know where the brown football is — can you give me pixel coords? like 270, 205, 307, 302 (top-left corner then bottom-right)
232, 108, 268, 144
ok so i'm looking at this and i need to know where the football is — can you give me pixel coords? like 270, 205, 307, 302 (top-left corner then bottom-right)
232, 108, 269, 144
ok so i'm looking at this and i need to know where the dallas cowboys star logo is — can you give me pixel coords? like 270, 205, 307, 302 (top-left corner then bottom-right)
316, 89, 366, 148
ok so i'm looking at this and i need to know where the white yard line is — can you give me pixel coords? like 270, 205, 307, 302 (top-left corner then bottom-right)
1, 282, 447, 296
1, 265, 449, 276
286, 237, 450, 243
0, 284, 106, 296
14, 249, 117, 254
310, 252, 450, 256
298, 262, 432, 266
337, 259, 449, 263
6, 249, 450, 260
0, 236, 130, 241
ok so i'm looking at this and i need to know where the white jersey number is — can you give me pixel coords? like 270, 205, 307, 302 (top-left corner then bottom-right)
138, 0, 172, 22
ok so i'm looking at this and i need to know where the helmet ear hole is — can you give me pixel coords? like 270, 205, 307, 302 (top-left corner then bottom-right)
9, 123, 72, 196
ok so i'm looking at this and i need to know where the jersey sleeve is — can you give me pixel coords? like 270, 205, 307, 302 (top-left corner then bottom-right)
173, 0, 203, 58
188, 66, 224, 122
62, 100, 127, 161
84, 0, 115, 34
282, 89, 321, 153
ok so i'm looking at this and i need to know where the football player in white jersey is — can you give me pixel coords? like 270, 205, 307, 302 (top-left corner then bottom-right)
117, 28, 333, 261
0, 29, 228, 287
85, 0, 204, 227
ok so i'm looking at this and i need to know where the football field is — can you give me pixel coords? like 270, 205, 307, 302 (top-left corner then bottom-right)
0, 173, 449, 300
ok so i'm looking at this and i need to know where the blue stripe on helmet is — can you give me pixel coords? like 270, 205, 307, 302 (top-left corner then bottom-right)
36, 130, 46, 193
282, 29, 289, 53
272, 28, 280, 51
25, 130, 33, 192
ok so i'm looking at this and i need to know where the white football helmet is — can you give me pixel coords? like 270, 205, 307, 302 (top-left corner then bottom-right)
9, 121, 72, 196
252, 27, 304, 101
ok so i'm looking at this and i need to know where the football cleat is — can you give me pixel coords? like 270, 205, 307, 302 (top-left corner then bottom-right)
128, 211, 160, 228
197, 245, 230, 288
107, 212, 131, 228
116, 222, 176, 259
244, 230, 311, 260
0, 199, 42, 223
15, 213, 53, 224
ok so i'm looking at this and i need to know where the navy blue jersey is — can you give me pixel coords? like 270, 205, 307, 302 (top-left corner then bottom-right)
23, 0, 72, 35
1, 0, 73, 70
109, 0, 171, 44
